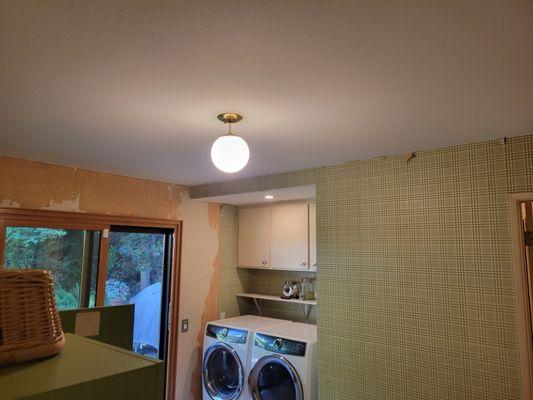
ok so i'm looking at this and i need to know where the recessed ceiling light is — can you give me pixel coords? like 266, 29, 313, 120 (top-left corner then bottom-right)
264, 195, 274, 200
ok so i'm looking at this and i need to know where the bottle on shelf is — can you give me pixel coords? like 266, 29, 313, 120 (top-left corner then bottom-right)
301, 277, 310, 300
308, 277, 316, 300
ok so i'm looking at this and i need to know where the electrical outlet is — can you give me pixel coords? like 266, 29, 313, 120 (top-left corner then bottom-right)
181, 319, 189, 333
219, 312, 226, 319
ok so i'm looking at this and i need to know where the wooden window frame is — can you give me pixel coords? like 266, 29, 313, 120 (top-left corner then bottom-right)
510, 194, 533, 400
0, 208, 182, 400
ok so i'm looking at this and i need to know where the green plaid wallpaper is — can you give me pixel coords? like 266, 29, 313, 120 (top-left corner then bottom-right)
246, 269, 317, 324
218, 205, 252, 317
204, 134, 533, 400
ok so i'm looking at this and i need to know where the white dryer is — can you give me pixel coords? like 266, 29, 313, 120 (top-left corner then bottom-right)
248, 322, 317, 400
202, 315, 289, 400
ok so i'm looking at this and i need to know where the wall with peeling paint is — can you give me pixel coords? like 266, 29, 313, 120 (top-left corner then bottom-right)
176, 196, 220, 400
0, 155, 220, 400
0, 156, 185, 218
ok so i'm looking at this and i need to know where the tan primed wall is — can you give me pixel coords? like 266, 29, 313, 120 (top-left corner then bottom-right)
0, 156, 185, 218
0, 155, 219, 400
176, 199, 220, 400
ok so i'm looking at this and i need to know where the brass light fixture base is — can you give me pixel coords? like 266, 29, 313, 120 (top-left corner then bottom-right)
217, 113, 243, 124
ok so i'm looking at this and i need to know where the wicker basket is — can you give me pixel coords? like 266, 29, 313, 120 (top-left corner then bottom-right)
0, 269, 65, 366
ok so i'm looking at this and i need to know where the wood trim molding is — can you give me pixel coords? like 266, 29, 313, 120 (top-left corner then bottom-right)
166, 221, 183, 400
0, 218, 5, 265
95, 227, 110, 307
0, 208, 180, 229
509, 193, 533, 400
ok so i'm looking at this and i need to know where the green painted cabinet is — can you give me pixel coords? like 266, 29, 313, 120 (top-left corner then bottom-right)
0, 334, 164, 400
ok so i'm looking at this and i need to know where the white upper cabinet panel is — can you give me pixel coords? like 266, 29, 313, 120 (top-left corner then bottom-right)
270, 203, 309, 269
238, 206, 271, 267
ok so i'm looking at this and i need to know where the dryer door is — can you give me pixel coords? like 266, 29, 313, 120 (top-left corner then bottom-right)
203, 342, 244, 400
248, 355, 303, 400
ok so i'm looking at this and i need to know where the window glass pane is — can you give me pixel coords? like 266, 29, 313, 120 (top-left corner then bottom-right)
105, 231, 166, 358
3, 227, 99, 311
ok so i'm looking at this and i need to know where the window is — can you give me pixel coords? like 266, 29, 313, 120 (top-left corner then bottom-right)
0, 209, 181, 398
4, 226, 100, 310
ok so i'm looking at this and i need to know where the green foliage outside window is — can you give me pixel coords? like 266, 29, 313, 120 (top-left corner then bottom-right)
4, 227, 164, 310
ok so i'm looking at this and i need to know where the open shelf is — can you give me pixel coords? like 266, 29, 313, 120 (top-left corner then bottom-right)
237, 293, 317, 305
236, 292, 316, 321
237, 266, 317, 272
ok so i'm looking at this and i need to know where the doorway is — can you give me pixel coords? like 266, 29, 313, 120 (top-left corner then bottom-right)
105, 226, 173, 362
510, 195, 533, 399
520, 202, 533, 341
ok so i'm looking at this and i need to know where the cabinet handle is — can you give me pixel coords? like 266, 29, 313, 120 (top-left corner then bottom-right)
261, 260, 268, 266
300, 261, 307, 267
313, 262, 317, 267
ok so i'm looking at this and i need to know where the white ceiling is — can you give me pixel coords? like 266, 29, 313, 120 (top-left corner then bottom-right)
200, 185, 315, 206
1, 1, 532, 186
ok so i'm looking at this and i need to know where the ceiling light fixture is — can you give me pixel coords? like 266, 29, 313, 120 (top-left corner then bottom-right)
211, 113, 249, 173
264, 195, 274, 200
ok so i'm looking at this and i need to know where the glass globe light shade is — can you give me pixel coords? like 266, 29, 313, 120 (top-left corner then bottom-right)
210, 134, 250, 173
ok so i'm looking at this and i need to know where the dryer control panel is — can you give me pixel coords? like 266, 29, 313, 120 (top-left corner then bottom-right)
206, 324, 248, 344
254, 333, 306, 357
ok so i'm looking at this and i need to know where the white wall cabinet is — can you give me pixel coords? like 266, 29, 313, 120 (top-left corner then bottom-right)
238, 206, 271, 267
270, 203, 309, 269
238, 201, 316, 270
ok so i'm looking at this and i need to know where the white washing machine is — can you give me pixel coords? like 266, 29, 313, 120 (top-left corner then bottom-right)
202, 315, 290, 400
248, 322, 317, 400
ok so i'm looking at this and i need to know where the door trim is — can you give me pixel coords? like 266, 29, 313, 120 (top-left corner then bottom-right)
510, 193, 533, 400
0, 207, 182, 400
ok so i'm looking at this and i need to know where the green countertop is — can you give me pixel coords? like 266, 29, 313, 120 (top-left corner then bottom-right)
0, 334, 164, 400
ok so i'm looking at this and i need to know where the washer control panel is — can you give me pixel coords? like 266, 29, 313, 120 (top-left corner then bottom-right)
254, 333, 306, 357
206, 324, 248, 344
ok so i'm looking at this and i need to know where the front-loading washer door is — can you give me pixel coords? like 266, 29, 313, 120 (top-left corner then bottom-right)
203, 342, 244, 400
248, 355, 303, 400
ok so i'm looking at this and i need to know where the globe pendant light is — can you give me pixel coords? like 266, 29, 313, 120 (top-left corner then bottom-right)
211, 113, 250, 173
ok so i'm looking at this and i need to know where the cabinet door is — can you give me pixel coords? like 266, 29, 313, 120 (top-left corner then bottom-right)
270, 203, 309, 269
309, 201, 317, 270
238, 207, 271, 267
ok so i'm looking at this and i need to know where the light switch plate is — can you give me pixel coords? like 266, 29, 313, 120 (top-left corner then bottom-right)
75, 311, 101, 337
181, 319, 189, 333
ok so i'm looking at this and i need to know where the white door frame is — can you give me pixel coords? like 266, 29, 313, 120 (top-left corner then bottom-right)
510, 193, 533, 400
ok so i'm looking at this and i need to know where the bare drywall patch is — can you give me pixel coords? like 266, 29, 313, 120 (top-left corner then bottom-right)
41, 194, 83, 212
0, 199, 21, 208
208, 203, 220, 231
